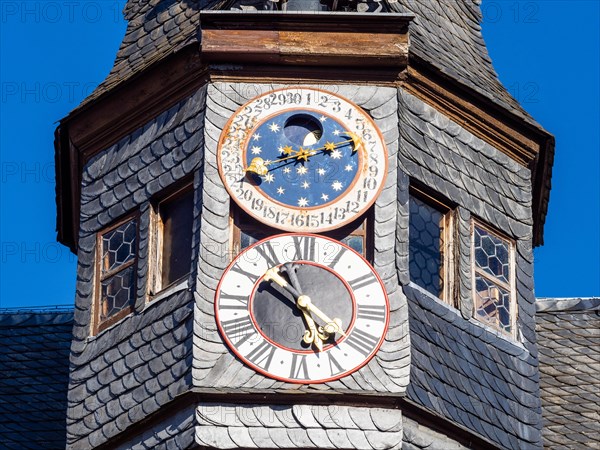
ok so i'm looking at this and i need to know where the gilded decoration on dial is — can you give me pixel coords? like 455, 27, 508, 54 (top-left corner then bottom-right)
217, 88, 388, 232
214, 233, 390, 384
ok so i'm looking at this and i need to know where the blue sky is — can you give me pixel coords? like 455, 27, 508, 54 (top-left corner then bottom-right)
0, 1, 598, 309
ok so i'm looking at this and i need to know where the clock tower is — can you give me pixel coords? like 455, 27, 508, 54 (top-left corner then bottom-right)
54, 1, 554, 449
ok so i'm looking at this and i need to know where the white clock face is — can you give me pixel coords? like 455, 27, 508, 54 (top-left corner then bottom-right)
215, 233, 389, 384
217, 87, 388, 232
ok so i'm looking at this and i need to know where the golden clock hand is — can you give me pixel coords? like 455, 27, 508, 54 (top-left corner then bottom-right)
263, 267, 324, 351
244, 134, 363, 176
297, 295, 346, 338
263, 266, 301, 298
300, 309, 324, 352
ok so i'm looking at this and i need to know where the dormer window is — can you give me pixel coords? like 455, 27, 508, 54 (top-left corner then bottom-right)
472, 221, 515, 335
408, 189, 455, 305
94, 215, 138, 333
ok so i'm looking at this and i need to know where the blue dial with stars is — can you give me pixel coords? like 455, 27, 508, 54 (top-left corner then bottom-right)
218, 87, 388, 232
246, 110, 358, 209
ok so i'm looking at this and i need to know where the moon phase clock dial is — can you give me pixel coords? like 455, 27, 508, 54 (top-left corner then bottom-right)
217, 88, 388, 232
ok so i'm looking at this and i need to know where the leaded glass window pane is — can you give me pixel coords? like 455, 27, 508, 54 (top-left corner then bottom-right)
100, 265, 135, 322
101, 219, 136, 273
97, 217, 138, 332
472, 222, 514, 335
474, 275, 511, 334
409, 195, 444, 297
474, 226, 510, 284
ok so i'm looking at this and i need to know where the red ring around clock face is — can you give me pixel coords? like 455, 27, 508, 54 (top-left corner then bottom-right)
214, 233, 390, 384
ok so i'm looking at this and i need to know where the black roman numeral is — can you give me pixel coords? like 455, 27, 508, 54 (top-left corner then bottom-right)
218, 293, 249, 310
291, 236, 316, 261
246, 340, 276, 372
221, 316, 254, 345
229, 262, 261, 284
326, 352, 345, 377
289, 353, 309, 380
345, 328, 379, 357
356, 304, 386, 322
348, 272, 378, 291
325, 246, 347, 270
255, 242, 280, 267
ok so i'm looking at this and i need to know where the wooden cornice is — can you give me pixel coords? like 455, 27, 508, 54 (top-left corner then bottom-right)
68, 47, 206, 161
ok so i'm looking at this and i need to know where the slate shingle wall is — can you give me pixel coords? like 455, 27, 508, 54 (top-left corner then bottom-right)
536, 298, 600, 449
397, 89, 542, 449
192, 82, 411, 396
402, 416, 469, 450
196, 403, 403, 449
66, 87, 207, 449
65, 81, 544, 449
0, 311, 73, 450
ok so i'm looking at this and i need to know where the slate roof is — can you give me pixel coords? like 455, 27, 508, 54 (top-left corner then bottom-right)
536, 298, 600, 449
0, 309, 74, 450
78, 0, 539, 129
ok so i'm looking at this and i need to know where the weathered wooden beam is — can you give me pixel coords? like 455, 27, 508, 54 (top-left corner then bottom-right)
200, 11, 411, 67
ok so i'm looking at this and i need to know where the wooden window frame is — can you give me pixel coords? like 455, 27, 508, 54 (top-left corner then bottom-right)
470, 219, 517, 336
148, 182, 194, 298
408, 185, 457, 307
93, 212, 139, 335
